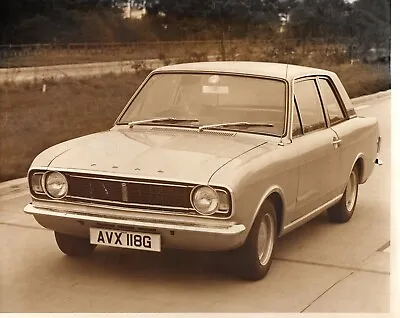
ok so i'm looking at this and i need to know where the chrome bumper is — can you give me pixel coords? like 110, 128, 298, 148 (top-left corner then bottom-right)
24, 203, 246, 251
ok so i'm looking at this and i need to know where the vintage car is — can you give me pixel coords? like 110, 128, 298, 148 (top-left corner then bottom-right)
24, 61, 382, 281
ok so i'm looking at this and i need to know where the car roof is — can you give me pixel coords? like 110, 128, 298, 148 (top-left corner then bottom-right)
154, 61, 336, 81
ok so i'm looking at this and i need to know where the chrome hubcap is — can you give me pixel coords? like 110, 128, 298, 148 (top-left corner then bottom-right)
345, 171, 357, 211
257, 213, 275, 266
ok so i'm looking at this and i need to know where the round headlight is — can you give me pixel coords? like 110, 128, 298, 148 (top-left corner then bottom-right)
44, 172, 68, 199
191, 186, 219, 215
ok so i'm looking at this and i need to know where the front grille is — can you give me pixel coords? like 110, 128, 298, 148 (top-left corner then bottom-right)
65, 174, 193, 211
68, 178, 123, 202
28, 170, 232, 218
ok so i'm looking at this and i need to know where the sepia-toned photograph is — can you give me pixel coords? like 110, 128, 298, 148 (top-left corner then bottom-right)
0, 0, 392, 314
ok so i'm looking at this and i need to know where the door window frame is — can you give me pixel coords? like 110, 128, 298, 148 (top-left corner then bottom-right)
292, 77, 329, 137
315, 76, 349, 126
291, 75, 352, 139
292, 96, 304, 137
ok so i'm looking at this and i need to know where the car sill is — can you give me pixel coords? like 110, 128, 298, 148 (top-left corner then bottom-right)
281, 194, 342, 236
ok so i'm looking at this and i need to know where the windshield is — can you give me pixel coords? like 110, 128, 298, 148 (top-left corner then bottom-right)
118, 73, 287, 136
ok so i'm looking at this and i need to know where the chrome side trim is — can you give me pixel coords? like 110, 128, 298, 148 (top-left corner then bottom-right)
281, 194, 342, 236
24, 204, 245, 235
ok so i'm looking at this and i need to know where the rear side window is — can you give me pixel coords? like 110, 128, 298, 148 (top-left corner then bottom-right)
318, 78, 346, 125
294, 80, 327, 133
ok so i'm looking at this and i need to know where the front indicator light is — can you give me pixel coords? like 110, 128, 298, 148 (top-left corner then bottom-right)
217, 190, 230, 212
31, 173, 44, 193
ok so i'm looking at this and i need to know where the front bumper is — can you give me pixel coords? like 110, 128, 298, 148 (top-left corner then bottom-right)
24, 203, 246, 251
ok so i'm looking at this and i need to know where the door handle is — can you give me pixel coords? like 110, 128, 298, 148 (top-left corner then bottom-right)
332, 138, 341, 147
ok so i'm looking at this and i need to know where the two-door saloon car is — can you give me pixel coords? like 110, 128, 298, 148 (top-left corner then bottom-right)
24, 61, 381, 280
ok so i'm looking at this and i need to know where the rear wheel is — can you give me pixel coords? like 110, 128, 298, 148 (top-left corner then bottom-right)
234, 200, 277, 281
327, 166, 359, 223
55, 232, 96, 257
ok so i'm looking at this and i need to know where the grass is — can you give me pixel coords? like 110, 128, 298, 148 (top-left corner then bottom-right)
0, 41, 220, 68
326, 63, 390, 98
0, 62, 390, 182
0, 72, 149, 182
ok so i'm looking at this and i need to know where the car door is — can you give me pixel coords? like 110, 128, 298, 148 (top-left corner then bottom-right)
316, 76, 355, 192
291, 78, 342, 220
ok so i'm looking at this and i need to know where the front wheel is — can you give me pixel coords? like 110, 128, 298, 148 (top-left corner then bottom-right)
233, 201, 277, 281
55, 232, 96, 257
327, 166, 359, 223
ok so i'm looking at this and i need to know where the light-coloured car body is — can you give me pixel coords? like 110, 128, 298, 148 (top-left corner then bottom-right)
24, 62, 381, 269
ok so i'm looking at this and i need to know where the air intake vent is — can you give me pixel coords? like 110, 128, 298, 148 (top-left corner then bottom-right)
150, 126, 236, 137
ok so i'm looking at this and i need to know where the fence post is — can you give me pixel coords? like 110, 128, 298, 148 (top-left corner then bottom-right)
220, 32, 226, 61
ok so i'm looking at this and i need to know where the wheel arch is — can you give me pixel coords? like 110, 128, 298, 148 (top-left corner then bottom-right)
351, 153, 365, 184
252, 187, 285, 238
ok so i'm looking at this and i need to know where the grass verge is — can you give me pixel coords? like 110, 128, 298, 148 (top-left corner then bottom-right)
0, 63, 390, 182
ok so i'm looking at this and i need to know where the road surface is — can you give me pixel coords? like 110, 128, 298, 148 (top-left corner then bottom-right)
0, 93, 392, 313
0, 56, 216, 84
0, 59, 162, 84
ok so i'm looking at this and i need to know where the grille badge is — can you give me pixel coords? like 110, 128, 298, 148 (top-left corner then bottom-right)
102, 183, 109, 196
121, 183, 129, 202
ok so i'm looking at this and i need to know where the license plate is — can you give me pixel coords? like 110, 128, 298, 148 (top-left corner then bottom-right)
90, 228, 161, 252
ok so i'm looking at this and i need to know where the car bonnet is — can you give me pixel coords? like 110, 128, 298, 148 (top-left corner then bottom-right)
38, 127, 268, 184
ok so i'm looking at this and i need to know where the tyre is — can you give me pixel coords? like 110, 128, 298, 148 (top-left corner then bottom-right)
327, 166, 359, 223
234, 200, 277, 281
54, 232, 96, 257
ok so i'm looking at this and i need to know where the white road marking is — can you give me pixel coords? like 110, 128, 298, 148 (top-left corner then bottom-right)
0, 178, 27, 189
0, 190, 30, 202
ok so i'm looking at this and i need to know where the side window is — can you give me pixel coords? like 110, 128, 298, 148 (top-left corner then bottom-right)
292, 100, 303, 137
294, 80, 327, 133
318, 78, 346, 125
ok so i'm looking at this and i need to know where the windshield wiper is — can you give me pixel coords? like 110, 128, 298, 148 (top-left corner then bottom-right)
198, 122, 274, 132
128, 117, 199, 128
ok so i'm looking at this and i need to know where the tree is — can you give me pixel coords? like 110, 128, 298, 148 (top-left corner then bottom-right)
349, 0, 390, 54
288, 0, 350, 40
0, 0, 126, 43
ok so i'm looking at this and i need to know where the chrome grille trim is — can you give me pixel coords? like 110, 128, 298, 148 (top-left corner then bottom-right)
68, 174, 189, 188
66, 195, 196, 212
65, 174, 193, 211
